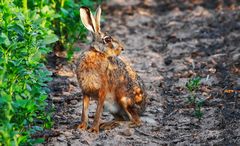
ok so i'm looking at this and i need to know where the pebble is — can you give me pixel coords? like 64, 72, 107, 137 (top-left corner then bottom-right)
70, 99, 78, 105
141, 116, 158, 125
151, 62, 158, 68
233, 53, 240, 61
62, 131, 73, 137
119, 128, 135, 136
57, 135, 67, 142
164, 57, 172, 66
52, 97, 64, 103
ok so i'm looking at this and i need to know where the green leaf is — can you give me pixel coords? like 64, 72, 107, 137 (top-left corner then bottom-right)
32, 126, 43, 131
32, 138, 45, 144
41, 6, 51, 14
67, 49, 74, 60
60, 8, 69, 17
8, 23, 25, 36
17, 134, 28, 144
14, 99, 28, 108
29, 51, 41, 64
41, 34, 58, 45
16, 12, 25, 21
0, 33, 10, 46
26, 84, 32, 91
0, 96, 8, 104
186, 76, 201, 92
196, 99, 204, 107
39, 95, 47, 101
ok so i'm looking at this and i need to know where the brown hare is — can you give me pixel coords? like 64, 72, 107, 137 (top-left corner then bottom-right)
76, 6, 147, 133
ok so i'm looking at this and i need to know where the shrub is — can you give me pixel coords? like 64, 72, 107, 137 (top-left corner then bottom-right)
0, 0, 102, 145
0, 1, 58, 145
14, 0, 103, 60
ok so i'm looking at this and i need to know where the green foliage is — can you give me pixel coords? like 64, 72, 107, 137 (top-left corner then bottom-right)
52, 0, 103, 60
0, 0, 102, 145
186, 76, 201, 92
0, 1, 57, 145
194, 99, 204, 119
14, 0, 103, 60
185, 77, 204, 119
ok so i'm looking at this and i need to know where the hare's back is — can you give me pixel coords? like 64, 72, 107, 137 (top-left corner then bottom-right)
108, 56, 147, 113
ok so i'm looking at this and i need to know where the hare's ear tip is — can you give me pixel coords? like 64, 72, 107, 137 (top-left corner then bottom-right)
80, 6, 89, 11
80, 6, 88, 8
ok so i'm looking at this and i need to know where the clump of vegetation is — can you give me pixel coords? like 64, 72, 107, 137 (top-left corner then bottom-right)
0, 1, 57, 145
186, 77, 204, 119
0, 0, 102, 145
14, 0, 103, 60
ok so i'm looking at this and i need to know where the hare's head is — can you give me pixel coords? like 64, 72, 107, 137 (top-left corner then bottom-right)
80, 6, 124, 56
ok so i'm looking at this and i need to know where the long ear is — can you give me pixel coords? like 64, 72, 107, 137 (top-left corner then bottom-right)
80, 7, 97, 33
95, 6, 101, 33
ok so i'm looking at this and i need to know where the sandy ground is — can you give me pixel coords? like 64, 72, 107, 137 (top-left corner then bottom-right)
40, 0, 240, 145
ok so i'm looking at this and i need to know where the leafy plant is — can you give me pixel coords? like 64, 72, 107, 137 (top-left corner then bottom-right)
0, 1, 57, 145
52, 0, 103, 60
0, 0, 103, 145
14, 0, 103, 60
186, 77, 204, 119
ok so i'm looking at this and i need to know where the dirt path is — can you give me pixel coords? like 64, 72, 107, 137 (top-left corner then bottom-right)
41, 0, 240, 145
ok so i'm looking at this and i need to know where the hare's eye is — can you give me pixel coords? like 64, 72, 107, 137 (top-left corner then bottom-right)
103, 36, 112, 44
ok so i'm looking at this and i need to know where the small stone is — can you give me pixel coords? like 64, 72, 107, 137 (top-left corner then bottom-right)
62, 131, 73, 137
141, 116, 158, 125
52, 97, 64, 103
151, 62, 157, 68
119, 128, 135, 136
164, 57, 172, 66
70, 100, 78, 105
209, 68, 216, 73
233, 53, 240, 61
57, 135, 66, 142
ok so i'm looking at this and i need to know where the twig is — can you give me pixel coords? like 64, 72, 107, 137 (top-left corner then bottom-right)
135, 128, 160, 144
163, 109, 179, 120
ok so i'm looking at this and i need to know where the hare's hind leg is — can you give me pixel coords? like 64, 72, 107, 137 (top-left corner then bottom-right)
78, 94, 90, 130
126, 107, 141, 127
119, 96, 142, 127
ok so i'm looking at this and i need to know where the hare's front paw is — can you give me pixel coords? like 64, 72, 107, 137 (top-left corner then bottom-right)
88, 126, 99, 133
78, 122, 88, 130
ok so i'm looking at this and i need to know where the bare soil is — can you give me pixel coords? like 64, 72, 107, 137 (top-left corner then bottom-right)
40, 0, 240, 145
